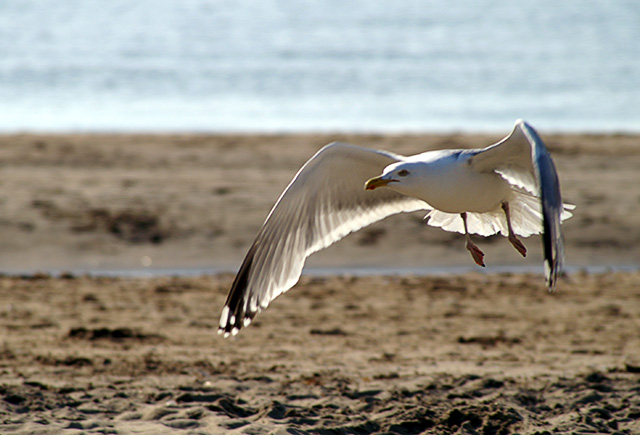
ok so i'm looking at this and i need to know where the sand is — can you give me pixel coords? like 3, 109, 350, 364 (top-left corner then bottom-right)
0, 131, 639, 434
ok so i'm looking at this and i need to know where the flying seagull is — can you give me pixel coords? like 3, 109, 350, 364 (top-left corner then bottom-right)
218, 120, 573, 337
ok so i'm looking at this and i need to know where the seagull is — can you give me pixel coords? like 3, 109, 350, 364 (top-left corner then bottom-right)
218, 120, 573, 337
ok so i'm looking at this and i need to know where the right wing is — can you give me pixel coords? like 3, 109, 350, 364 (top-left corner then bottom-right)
470, 120, 572, 289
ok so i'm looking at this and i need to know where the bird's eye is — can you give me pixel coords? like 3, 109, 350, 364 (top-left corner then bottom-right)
397, 169, 409, 177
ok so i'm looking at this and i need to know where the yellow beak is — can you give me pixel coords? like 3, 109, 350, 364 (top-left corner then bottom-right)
364, 176, 395, 191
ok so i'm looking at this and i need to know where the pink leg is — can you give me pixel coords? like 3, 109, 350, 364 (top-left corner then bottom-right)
461, 213, 485, 267
501, 202, 527, 257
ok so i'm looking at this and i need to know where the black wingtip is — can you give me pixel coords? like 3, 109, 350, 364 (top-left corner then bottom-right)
542, 208, 554, 289
541, 196, 565, 292
218, 243, 258, 337
527, 121, 565, 291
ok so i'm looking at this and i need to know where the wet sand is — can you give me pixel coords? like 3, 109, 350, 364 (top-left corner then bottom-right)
0, 131, 639, 434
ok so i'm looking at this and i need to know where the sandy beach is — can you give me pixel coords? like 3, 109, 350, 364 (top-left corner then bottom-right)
1, 131, 639, 434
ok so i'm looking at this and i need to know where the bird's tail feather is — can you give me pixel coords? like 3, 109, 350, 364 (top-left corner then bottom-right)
425, 190, 572, 237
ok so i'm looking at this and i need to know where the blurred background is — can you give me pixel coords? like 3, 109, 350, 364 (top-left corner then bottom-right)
0, 1, 638, 274
1, 0, 638, 133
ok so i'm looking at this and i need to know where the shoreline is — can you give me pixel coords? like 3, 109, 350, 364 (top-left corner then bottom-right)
2, 263, 639, 279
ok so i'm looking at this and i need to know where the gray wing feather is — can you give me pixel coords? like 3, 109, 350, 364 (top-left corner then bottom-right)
219, 142, 430, 336
469, 120, 567, 289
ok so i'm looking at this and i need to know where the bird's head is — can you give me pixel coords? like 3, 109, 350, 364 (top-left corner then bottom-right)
364, 162, 415, 191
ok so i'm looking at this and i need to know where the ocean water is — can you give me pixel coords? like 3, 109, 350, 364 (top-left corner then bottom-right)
1, 0, 638, 133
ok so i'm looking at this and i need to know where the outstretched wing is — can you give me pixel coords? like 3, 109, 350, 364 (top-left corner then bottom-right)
219, 142, 430, 336
469, 119, 571, 290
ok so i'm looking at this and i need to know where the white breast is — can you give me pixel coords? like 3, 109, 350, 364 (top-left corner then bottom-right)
402, 153, 512, 214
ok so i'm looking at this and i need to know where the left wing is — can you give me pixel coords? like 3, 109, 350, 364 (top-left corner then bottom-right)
219, 142, 430, 337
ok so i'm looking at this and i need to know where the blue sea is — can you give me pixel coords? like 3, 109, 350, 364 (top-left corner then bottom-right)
1, 0, 638, 133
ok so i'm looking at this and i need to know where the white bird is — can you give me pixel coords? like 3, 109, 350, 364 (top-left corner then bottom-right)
218, 120, 573, 337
